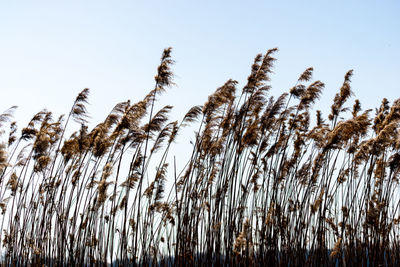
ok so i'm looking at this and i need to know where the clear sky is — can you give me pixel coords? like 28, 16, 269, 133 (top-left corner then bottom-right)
1, 0, 399, 138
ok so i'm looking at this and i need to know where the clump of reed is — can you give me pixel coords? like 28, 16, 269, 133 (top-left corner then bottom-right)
0, 48, 399, 266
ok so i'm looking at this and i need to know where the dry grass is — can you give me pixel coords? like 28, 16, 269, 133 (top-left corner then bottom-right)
0, 48, 399, 266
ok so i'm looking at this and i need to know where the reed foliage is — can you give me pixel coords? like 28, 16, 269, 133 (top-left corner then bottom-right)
1, 48, 400, 266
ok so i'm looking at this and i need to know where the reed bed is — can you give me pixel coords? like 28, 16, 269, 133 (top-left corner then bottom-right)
0, 48, 399, 266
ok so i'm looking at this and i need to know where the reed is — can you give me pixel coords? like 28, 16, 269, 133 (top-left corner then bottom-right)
0, 48, 399, 266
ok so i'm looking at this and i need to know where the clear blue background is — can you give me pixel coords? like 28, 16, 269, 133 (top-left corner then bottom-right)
1, 0, 399, 133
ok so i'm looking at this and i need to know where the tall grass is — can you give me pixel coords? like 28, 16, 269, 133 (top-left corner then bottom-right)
0, 48, 399, 266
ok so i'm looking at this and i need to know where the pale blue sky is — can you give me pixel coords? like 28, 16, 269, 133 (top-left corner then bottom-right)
0, 0, 399, 134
